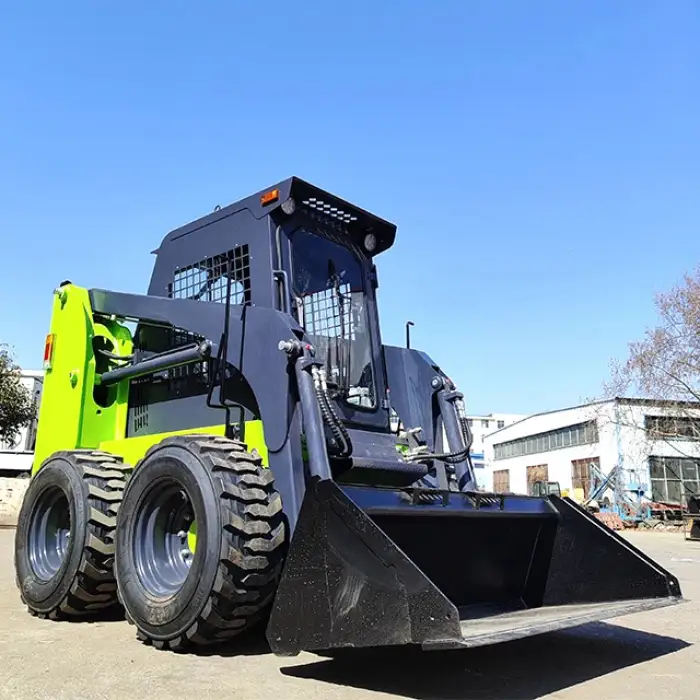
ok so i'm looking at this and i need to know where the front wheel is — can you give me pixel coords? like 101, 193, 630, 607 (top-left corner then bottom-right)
115, 434, 287, 651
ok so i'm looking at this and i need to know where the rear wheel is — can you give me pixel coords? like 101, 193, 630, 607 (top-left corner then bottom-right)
14, 450, 131, 619
115, 434, 287, 651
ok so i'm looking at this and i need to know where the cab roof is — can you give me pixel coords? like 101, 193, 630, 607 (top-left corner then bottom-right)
153, 176, 397, 257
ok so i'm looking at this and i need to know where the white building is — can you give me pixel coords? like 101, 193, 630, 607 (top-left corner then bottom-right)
0, 370, 43, 475
466, 413, 529, 470
482, 397, 700, 505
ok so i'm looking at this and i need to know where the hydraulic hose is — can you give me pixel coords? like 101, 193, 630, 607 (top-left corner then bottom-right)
311, 366, 352, 457
405, 442, 470, 464
404, 395, 474, 465
314, 366, 351, 450
96, 348, 134, 362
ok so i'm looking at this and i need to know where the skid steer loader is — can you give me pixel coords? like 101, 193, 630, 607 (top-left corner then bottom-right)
14, 177, 683, 655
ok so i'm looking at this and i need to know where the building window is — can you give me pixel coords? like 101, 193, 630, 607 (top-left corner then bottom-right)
482, 420, 490, 429
571, 457, 599, 499
493, 421, 599, 460
649, 456, 700, 504
497, 420, 505, 429
493, 469, 510, 493
467, 419, 473, 427
645, 416, 700, 441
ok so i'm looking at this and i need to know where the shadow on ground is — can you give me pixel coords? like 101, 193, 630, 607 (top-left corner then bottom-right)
281, 622, 691, 700
21, 604, 128, 624
187, 627, 275, 658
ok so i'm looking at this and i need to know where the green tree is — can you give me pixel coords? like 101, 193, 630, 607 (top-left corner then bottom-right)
0, 344, 36, 446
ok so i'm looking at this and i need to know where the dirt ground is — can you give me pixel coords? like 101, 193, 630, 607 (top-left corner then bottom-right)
1, 527, 698, 700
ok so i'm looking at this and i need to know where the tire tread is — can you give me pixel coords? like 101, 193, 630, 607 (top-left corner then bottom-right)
126, 434, 286, 651
19, 451, 132, 620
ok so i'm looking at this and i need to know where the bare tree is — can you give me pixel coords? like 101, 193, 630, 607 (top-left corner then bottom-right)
611, 267, 699, 395
0, 344, 36, 446
604, 266, 700, 432
598, 268, 700, 503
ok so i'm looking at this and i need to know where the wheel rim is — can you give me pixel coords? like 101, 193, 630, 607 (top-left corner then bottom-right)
134, 480, 197, 597
29, 486, 71, 582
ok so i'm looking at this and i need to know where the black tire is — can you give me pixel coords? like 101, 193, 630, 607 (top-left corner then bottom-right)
14, 450, 132, 620
115, 434, 287, 651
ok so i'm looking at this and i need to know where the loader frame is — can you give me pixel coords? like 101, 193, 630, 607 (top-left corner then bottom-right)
36, 282, 467, 535
17, 176, 684, 659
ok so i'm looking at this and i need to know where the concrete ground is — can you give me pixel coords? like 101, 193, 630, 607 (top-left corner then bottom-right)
0, 528, 698, 700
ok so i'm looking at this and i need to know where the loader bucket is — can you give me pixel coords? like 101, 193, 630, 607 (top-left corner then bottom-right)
266, 479, 683, 655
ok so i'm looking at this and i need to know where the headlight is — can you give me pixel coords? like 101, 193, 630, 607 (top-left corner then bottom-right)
281, 197, 296, 215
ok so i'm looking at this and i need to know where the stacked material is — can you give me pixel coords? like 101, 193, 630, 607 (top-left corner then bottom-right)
594, 511, 624, 530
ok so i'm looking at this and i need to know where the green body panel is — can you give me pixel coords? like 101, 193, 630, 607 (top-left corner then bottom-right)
187, 519, 198, 553
33, 285, 133, 474
33, 284, 270, 482
98, 420, 269, 469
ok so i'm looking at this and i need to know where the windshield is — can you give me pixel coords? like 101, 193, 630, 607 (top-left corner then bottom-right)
290, 227, 376, 409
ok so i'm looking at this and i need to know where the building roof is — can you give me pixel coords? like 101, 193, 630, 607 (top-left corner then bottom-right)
484, 395, 700, 438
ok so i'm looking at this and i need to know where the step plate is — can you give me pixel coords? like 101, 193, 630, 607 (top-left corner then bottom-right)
422, 597, 684, 650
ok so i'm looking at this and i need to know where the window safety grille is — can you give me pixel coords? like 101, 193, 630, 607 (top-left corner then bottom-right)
167, 328, 210, 386
129, 325, 211, 434
168, 245, 251, 305
301, 284, 354, 340
133, 402, 148, 432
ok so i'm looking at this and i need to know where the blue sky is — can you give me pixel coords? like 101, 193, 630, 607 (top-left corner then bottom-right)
1, 1, 698, 415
